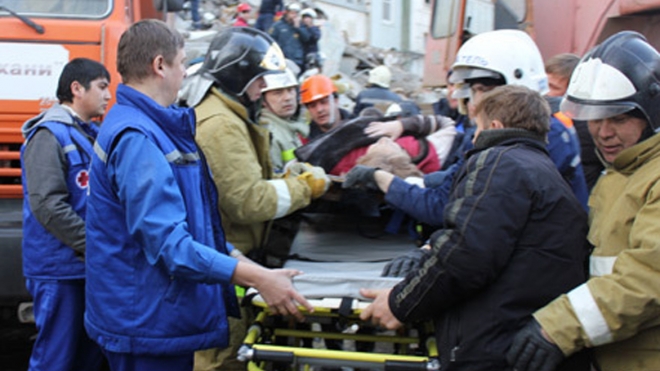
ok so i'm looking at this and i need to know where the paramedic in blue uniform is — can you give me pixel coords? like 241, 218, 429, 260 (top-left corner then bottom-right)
84, 19, 313, 371
20, 57, 110, 371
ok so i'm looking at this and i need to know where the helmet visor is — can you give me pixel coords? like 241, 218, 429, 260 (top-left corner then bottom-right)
452, 83, 470, 99
560, 97, 636, 121
449, 68, 502, 84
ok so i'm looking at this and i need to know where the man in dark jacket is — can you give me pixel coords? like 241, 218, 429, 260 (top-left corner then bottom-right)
356, 85, 590, 371
269, 3, 310, 71
254, 0, 283, 32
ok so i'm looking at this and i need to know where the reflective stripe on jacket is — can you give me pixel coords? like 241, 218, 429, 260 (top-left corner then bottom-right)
195, 87, 312, 253
85, 84, 239, 355
535, 132, 660, 370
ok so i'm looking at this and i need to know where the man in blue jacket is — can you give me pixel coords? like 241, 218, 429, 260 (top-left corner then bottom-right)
21, 57, 110, 371
269, 3, 310, 71
84, 19, 312, 371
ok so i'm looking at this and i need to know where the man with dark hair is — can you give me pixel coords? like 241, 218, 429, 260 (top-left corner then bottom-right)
85, 19, 313, 371
357, 84, 589, 371
299, 74, 351, 139
21, 57, 110, 371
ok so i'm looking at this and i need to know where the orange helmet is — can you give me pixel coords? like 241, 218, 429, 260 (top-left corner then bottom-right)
300, 75, 337, 104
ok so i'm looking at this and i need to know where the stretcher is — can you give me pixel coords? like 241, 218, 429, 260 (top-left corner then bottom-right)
239, 213, 440, 371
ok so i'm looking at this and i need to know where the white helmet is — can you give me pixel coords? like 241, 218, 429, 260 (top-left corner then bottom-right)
262, 68, 298, 93
301, 8, 317, 18
286, 2, 301, 12
450, 30, 549, 94
368, 65, 392, 88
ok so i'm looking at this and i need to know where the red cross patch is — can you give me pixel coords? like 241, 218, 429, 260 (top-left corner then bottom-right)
76, 170, 90, 189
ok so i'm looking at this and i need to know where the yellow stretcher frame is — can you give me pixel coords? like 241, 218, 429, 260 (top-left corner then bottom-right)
238, 299, 440, 371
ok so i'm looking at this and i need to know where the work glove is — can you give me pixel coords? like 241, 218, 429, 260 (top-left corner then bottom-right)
381, 248, 427, 277
284, 161, 312, 178
293, 164, 330, 199
342, 165, 379, 191
507, 320, 565, 371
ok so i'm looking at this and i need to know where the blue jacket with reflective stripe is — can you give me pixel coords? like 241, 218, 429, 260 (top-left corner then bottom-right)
85, 84, 239, 355
21, 116, 95, 279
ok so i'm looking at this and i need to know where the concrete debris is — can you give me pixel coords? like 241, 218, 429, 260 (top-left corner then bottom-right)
176, 1, 440, 111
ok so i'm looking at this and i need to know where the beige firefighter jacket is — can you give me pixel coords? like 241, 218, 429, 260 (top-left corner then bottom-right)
534, 132, 660, 370
194, 88, 312, 254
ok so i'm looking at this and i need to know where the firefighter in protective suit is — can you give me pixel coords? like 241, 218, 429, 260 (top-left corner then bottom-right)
507, 31, 660, 371
180, 27, 330, 371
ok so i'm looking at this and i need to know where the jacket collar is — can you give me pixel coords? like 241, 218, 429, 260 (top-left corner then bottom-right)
195, 87, 253, 124
612, 132, 660, 174
259, 109, 309, 136
473, 128, 546, 151
116, 84, 196, 138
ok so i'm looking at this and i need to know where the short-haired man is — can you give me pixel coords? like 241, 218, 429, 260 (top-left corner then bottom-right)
84, 20, 312, 371
300, 74, 351, 140
545, 52, 603, 191
359, 85, 589, 371
21, 57, 110, 371
545, 53, 580, 97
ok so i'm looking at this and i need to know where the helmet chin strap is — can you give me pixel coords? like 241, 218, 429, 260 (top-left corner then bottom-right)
326, 96, 337, 128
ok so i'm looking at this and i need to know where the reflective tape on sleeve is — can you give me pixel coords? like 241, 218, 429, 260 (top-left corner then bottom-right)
567, 284, 613, 346
267, 179, 291, 218
590, 256, 617, 277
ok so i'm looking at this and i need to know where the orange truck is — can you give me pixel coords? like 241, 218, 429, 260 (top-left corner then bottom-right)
0, 0, 160, 322
423, 0, 660, 87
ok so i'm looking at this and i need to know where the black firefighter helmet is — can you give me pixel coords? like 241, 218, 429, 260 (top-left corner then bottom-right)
200, 27, 286, 99
561, 31, 660, 131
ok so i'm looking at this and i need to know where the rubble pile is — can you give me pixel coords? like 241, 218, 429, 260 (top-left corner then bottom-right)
175, 1, 441, 111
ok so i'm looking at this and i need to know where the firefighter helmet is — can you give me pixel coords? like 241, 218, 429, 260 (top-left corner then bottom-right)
262, 68, 298, 93
199, 27, 286, 98
449, 29, 548, 94
560, 31, 660, 129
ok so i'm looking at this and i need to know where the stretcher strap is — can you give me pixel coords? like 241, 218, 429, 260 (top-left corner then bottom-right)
338, 297, 354, 317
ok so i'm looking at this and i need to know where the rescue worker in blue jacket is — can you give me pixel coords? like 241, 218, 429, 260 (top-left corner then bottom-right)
21, 57, 110, 371
84, 20, 312, 371
269, 3, 310, 72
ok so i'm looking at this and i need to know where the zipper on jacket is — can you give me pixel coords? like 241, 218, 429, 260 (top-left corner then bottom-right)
450, 346, 459, 362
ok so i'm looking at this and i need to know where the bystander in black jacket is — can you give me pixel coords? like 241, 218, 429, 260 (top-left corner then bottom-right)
388, 129, 590, 371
